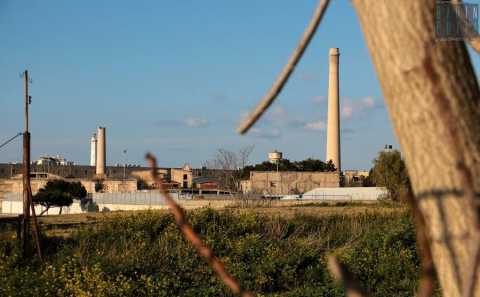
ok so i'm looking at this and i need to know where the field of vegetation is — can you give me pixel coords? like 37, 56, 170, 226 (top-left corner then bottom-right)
0, 204, 431, 296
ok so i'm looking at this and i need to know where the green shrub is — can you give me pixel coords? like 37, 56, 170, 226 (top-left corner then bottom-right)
0, 208, 421, 296
338, 215, 419, 296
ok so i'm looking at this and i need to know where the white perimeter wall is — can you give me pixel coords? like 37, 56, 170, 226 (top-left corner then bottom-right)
1, 192, 169, 215
302, 187, 388, 201
1, 187, 388, 215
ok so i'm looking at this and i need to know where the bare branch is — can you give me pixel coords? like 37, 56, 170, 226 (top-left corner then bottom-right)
328, 255, 369, 297
146, 153, 254, 297
237, 0, 330, 134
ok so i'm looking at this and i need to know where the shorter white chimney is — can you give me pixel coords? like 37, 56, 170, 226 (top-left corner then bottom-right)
90, 133, 97, 166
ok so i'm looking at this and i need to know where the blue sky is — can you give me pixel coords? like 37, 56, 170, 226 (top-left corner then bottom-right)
1, 0, 479, 169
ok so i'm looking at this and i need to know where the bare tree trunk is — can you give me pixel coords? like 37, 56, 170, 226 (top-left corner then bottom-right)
352, 1, 480, 296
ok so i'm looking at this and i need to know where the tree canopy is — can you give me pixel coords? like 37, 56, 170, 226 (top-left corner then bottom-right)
241, 158, 335, 179
33, 180, 87, 215
370, 150, 410, 201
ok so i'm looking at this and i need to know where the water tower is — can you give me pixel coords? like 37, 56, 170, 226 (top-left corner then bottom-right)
268, 150, 283, 172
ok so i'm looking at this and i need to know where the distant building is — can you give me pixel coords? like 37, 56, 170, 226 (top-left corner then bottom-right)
343, 170, 370, 186
0, 172, 137, 195
171, 164, 193, 188
35, 155, 74, 166
243, 171, 340, 195
192, 176, 219, 191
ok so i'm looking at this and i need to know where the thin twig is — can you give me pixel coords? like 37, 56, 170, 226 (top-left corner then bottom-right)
146, 153, 254, 297
237, 0, 330, 134
405, 190, 435, 297
328, 255, 369, 297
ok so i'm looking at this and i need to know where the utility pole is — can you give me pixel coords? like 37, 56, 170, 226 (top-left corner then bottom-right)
123, 149, 127, 184
21, 70, 42, 260
22, 70, 31, 255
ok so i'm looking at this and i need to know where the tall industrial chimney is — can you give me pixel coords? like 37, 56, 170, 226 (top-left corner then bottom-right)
96, 127, 106, 176
90, 133, 97, 167
326, 48, 341, 172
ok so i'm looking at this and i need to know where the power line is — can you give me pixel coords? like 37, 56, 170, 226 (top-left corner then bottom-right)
0, 132, 23, 150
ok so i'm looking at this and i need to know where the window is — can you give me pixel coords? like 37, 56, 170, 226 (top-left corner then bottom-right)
183, 174, 188, 180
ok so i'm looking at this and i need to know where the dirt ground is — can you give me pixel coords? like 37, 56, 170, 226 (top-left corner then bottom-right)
1, 200, 406, 238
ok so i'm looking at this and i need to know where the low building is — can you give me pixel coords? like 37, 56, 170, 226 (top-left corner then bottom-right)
193, 177, 219, 190
0, 163, 221, 196
171, 165, 193, 188
0, 163, 149, 180
130, 168, 169, 187
35, 155, 74, 166
245, 171, 340, 195
0, 172, 137, 195
343, 170, 370, 186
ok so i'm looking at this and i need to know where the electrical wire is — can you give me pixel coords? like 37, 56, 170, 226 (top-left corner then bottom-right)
0, 132, 23, 150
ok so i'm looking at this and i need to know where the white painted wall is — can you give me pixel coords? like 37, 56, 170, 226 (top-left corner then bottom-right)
1, 200, 170, 215
1, 191, 169, 215
302, 187, 388, 201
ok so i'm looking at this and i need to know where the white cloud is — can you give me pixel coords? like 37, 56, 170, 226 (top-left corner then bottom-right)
341, 96, 376, 120
250, 128, 281, 139
304, 120, 326, 131
265, 105, 299, 128
312, 95, 325, 104
361, 96, 375, 108
341, 101, 354, 119
184, 117, 208, 128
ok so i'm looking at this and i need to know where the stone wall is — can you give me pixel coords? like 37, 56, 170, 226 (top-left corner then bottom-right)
249, 171, 340, 195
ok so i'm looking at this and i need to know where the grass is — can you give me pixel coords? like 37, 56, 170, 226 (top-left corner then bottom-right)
0, 205, 430, 296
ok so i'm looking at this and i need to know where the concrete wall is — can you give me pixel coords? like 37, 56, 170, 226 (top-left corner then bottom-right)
302, 187, 387, 201
249, 171, 340, 195
0, 192, 238, 215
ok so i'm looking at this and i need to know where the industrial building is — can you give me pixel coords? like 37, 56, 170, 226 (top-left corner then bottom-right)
242, 171, 340, 195
0, 126, 220, 198
0, 48, 379, 201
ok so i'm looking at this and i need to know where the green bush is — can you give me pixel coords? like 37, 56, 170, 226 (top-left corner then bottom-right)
0, 208, 423, 296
